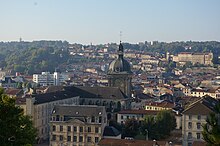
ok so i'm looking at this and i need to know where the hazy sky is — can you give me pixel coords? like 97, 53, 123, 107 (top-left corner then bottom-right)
0, 0, 220, 44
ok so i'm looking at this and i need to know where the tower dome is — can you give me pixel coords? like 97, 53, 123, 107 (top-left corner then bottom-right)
108, 42, 131, 74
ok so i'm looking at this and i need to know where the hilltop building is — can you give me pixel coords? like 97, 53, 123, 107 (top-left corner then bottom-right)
107, 42, 132, 97
172, 52, 213, 66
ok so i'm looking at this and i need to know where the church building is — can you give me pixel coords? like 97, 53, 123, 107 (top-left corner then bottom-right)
108, 42, 132, 98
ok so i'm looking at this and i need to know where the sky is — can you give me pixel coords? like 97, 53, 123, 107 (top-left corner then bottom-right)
0, 0, 220, 44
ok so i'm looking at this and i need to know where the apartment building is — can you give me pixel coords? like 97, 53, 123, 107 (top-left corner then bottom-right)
191, 88, 220, 99
33, 71, 69, 86
50, 105, 107, 146
145, 101, 174, 111
182, 96, 218, 146
16, 90, 80, 141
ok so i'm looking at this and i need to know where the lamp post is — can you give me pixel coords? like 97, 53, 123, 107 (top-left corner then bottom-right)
145, 129, 148, 141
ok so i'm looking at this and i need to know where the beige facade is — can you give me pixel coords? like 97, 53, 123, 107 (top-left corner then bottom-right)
182, 96, 218, 146
173, 52, 213, 66
50, 105, 107, 146
182, 114, 206, 146
19, 93, 79, 141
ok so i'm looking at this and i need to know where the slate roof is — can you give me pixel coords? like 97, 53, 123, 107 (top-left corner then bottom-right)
52, 105, 105, 117
182, 95, 219, 115
64, 86, 128, 100
103, 126, 121, 137
32, 90, 79, 105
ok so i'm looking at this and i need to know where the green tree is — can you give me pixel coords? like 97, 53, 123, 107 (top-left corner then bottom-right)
141, 110, 176, 140
156, 110, 176, 138
202, 103, 220, 146
141, 115, 158, 140
124, 118, 139, 137
0, 88, 37, 146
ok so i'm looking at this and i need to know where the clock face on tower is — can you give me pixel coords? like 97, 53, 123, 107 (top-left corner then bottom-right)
114, 79, 124, 89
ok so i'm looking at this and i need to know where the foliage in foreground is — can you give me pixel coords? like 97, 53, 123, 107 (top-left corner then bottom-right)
0, 88, 37, 146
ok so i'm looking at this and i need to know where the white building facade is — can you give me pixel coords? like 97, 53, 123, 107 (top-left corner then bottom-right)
33, 72, 69, 86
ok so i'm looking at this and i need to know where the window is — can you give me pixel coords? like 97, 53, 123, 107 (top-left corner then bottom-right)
95, 137, 99, 143
127, 116, 129, 119
188, 132, 192, 139
87, 136, 91, 142
91, 116, 95, 122
197, 123, 201, 129
52, 135, 56, 141
79, 136, 83, 142
73, 136, 77, 142
80, 127, 83, 132
67, 126, 71, 132
67, 136, 71, 141
60, 125, 63, 132
56, 115, 60, 121
196, 133, 201, 139
188, 115, 192, 120
99, 116, 102, 123
88, 127, 91, 132
95, 127, 99, 133
188, 122, 192, 129
121, 115, 123, 119
52, 125, 56, 131
198, 115, 201, 120
74, 126, 77, 132
60, 135, 63, 141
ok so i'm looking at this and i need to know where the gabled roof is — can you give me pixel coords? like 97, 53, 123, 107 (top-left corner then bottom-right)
52, 105, 106, 117
32, 90, 79, 104
64, 86, 128, 100
182, 95, 219, 115
103, 126, 120, 137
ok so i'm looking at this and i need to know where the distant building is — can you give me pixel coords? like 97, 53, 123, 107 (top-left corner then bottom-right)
0, 76, 17, 88
182, 96, 219, 146
33, 71, 69, 86
50, 105, 107, 146
190, 87, 220, 99
145, 101, 174, 111
117, 109, 159, 124
172, 52, 213, 66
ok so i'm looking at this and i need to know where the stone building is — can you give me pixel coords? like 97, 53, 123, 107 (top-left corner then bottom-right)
50, 105, 107, 146
182, 96, 219, 146
107, 42, 132, 98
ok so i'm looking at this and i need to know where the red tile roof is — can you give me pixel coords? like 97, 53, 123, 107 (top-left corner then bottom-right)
119, 109, 159, 115
98, 138, 167, 146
